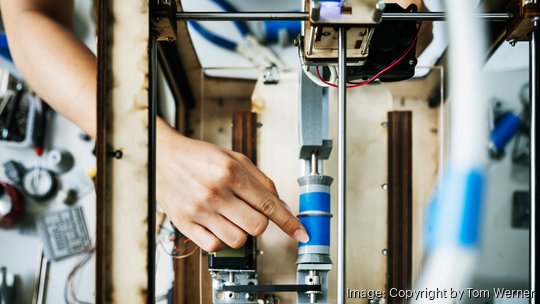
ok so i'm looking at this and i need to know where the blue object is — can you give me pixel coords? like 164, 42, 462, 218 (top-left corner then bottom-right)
458, 170, 485, 246
209, 0, 249, 36
490, 112, 523, 153
426, 167, 486, 251
188, 21, 238, 51
261, 20, 301, 43
0, 33, 13, 62
189, 0, 249, 51
299, 192, 331, 247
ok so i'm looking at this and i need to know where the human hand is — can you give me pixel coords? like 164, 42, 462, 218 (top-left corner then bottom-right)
156, 122, 309, 252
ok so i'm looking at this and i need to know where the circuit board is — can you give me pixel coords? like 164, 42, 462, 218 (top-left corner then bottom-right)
36, 206, 90, 261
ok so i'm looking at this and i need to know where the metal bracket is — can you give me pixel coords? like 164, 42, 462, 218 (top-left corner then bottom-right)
151, 0, 178, 41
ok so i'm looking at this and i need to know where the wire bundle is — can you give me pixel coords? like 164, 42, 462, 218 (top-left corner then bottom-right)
304, 22, 422, 88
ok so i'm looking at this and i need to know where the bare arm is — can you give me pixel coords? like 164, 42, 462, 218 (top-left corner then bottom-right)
1, 0, 97, 137
0, 1, 308, 251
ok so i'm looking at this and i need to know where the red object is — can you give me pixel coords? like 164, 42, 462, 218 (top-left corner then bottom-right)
35, 146, 44, 157
0, 182, 25, 228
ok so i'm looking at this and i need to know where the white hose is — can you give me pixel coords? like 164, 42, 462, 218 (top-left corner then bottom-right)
412, 1, 489, 302
301, 64, 331, 87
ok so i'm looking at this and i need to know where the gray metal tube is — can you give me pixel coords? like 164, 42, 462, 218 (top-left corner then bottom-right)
337, 27, 347, 304
530, 16, 538, 303
175, 12, 512, 22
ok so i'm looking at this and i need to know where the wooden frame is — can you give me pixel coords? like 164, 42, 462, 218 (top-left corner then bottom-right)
96, 0, 153, 302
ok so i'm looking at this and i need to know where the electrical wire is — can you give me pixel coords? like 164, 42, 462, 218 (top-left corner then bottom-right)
189, 21, 239, 51
207, 0, 248, 36
64, 244, 94, 304
157, 229, 200, 260
315, 22, 422, 89
188, 0, 248, 51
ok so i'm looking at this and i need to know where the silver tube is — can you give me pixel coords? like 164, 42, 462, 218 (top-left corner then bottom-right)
175, 12, 512, 22
310, 151, 319, 175
176, 12, 308, 21
381, 12, 512, 21
337, 27, 347, 304
307, 26, 316, 56
529, 16, 538, 304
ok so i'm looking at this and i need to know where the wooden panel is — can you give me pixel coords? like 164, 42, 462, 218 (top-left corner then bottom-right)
96, 0, 151, 302
387, 111, 413, 302
389, 88, 442, 285
232, 112, 258, 163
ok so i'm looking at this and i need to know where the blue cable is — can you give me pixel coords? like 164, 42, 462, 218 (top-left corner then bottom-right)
188, 0, 249, 51
189, 21, 238, 51
208, 0, 249, 36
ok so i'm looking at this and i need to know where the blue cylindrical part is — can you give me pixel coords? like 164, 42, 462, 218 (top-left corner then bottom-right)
298, 192, 331, 247
490, 112, 523, 153
261, 20, 301, 43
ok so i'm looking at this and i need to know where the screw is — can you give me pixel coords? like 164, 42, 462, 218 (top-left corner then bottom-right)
256, 122, 263, 128
246, 293, 256, 301
382, 248, 388, 256
509, 39, 517, 47
381, 184, 388, 190
294, 38, 300, 47
381, 122, 388, 128
409, 59, 415, 66
107, 150, 123, 159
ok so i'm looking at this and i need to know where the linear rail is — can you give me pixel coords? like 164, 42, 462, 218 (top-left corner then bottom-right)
175, 11, 513, 22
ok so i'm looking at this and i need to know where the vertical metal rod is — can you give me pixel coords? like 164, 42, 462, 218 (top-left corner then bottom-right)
148, 36, 158, 303
307, 26, 315, 55
337, 26, 347, 304
529, 16, 538, 303
310, 151, 319, 175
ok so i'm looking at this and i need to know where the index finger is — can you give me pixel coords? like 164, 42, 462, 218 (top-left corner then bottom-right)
231, 169, 309, 243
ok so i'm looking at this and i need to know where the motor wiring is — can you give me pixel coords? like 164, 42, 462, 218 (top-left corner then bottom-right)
314, 22, 422, 89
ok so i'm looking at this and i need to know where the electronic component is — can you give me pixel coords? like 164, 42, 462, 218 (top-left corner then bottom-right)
0, 83, 39, 148
209, 237, 258, 304
21, 167, 57, 201
347, 3, 419, 82
36, 206, 90, 261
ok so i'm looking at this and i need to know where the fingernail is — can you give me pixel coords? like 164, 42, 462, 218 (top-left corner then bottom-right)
294, 229, 310, 243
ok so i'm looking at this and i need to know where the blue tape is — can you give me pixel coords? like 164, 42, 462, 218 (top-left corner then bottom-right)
427, 167, 486, 250
299, 216, 330, 247
299, 192, 331, 247
458, 171, 485, 246
299, 192, 330, 212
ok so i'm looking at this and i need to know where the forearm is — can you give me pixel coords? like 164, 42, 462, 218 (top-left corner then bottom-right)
1, 4, 97, 137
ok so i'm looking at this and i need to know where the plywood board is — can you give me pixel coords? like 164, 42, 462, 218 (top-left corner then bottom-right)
253, 71, 441, 304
